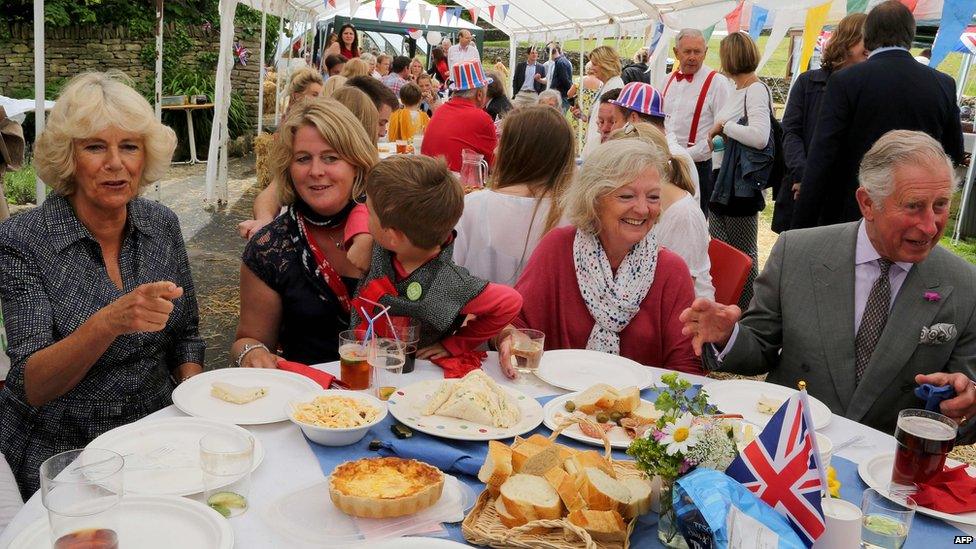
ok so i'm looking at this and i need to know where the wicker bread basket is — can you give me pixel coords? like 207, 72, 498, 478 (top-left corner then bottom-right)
462, 418, 647, 549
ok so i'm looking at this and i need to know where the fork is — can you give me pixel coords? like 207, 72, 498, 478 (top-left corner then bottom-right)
832, 435, 866, 453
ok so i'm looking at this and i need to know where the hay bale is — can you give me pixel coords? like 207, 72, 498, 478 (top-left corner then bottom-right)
254, 132, 275, 188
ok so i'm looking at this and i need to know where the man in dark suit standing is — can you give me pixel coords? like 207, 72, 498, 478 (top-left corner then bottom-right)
547, 43, 575, 113
791, 0, 964, 229
511, 46, 547, 109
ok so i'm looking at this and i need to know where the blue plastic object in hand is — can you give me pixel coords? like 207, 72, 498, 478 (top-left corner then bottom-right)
914, 383, 956, 412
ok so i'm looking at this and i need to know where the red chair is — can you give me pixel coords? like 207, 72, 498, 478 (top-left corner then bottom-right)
708, 239, 753, 306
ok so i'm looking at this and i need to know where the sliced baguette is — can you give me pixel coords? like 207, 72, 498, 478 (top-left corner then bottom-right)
576, 467, 631, 512
553, 443, 578, 463
495, 496, 525, 528
575, 383, 618, 414
478, 441, 513, 493
512, 441, 560, 476
567, 509, 627, 543
564, 450, 615, 478
523, 433, 554, 447
620, 477, 653, 518
499, 473, 563, 521
610, 386, 640, 414
543, 467, 585, 512
630, 401, 663, 423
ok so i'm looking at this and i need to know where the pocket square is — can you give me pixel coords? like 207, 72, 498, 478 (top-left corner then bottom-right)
920, 323, 957, 345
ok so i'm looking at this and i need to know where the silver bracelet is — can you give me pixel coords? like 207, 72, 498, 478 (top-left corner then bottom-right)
236, 343, 269, 368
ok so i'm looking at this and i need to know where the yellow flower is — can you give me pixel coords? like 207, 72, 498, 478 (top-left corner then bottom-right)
826, 466, 841, 498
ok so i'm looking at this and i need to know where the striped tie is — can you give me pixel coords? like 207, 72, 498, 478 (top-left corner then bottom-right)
854, 258, 894, 383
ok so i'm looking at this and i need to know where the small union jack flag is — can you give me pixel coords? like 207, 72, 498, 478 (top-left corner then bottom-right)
960, 25, 976, 55
725, 392, 826, 547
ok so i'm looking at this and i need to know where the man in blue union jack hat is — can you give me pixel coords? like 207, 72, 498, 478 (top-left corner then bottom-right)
420, 60, 497, 172
607, 81, 666, 129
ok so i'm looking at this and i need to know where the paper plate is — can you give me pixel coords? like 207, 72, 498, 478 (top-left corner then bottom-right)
371, 538, 470, 548
262, 473, 476, 546
87, 417, 265, 496
858, 453, 976, 526
173, 367, 322, 425
535, 349, 654, 392
702, 379, 832, 430
7, 495, 233, 549
542, 392, 656, 449
387, 379, 544, 441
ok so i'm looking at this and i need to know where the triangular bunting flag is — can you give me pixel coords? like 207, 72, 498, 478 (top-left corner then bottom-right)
418, 3, 431, 26
489, 4, 496, 21
900, 0, 919, 12
399, 0, 408, 11
501, 3, 510, 22
749, 5, 769, 42
702, 23, 716, 42
326, 0, 335, 8
437, 5, 447, 22
930, 0, 976, 67
846, 0, 868, 12
725, 0, 744, 33
452, 6, 462, 20
445, 7, 455, 26
799, 2, 832, 73
469, 7, 479, 24
647, 20, 665, 58
398, 8, 407, 22
375, 0, 383, 18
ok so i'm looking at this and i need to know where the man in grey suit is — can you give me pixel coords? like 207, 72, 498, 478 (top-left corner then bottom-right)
681, 130, 976, 441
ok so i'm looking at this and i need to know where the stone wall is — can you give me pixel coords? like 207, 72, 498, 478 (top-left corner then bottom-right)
0, 23, 262, 133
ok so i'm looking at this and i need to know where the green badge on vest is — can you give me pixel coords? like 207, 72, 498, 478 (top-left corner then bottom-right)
406, 282, 423, 301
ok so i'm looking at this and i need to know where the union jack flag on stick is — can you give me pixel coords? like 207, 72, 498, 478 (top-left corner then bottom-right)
725, 390, 827, 547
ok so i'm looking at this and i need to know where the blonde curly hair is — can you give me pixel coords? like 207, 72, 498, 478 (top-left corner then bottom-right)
34, 71, 176, 195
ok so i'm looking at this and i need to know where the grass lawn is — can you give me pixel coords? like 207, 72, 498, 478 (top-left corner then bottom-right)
487, 37, 976, 94
3, 164, 37, 206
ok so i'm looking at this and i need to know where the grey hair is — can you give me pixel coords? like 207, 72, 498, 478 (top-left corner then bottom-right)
858, 129, 955, 205
538, 89, 562, 105
676, 28, 706, 47
563, 139, 669, 234
453, 87, 484, 98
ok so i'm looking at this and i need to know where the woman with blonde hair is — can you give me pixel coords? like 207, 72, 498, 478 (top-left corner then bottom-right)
609, 123, 714, 300
774, 12, 868, 232
331, 86, 380, 144
0, 72, 204, 496
340, 57, 371, 79
408, 58, 425, 82
454, 106, 574, 285
706, 31, 771, 309
492, 60, 511, 95
493, 138, 701, 378
235, 99, 377, 369
285, 67, 324, 116
320, 74, 348, 98
582, 45, 624, 158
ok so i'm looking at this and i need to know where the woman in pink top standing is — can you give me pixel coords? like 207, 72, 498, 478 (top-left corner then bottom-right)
495, 139, 703, 377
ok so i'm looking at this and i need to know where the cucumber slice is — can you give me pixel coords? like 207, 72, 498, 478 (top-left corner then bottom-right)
209, 503, 231, 518
208, 491, 247, 509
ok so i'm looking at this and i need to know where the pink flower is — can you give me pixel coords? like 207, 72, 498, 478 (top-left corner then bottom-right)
653, 430, 666, 442
924, 291, 941, 302
678, 461, 692, 475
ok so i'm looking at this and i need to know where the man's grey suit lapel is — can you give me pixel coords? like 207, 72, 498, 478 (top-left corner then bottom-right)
810, 223, 858, 411
848, 257, 949, 422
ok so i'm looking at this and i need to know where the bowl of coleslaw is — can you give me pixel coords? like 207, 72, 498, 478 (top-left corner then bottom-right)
286, 390, 388, 446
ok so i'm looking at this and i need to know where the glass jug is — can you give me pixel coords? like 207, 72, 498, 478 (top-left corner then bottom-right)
459, 149, 488, 189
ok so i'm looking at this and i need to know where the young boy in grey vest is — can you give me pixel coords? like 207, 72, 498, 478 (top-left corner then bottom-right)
351, 155, 522, 363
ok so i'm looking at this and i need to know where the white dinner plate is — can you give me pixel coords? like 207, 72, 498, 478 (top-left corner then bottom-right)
172, 367, 322, 425
702, 379, 832, 430
372, 538, 470, 548
858, 453, 976, 526
535, 349, 654, 392
87, 417, 265, 496
7, 495, 234, 549
542, 393, 657, 449
387, 379, 544, 441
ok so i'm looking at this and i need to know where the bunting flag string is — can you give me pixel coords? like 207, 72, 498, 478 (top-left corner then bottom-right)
437, 5, 447, 22
646, 20, 665, 59
378, 7, 385, 20
489, 5, 496, 21
725, 0, 744, 33
469, 7, 479, 24
418, 3, 431, 26
702, 23, 716, 42
749, 5, 769, 42
375, 0, 383, 18
501, 3, 510, 22
445, 6, 455, 26
929, 0, 976, 67
326, 0, 335, 8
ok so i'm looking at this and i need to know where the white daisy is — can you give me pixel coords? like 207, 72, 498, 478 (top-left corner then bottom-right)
661, 412, 702, 456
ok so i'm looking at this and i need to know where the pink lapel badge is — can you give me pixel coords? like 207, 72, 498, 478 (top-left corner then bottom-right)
923, 291, 941, 302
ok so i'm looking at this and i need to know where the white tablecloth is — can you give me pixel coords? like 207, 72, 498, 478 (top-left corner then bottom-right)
2, 353, 974, 547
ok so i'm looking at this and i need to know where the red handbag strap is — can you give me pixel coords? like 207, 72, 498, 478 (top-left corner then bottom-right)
687, 70, 718, 146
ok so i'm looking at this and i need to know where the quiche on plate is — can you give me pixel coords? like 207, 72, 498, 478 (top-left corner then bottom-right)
329, 457, 445, 518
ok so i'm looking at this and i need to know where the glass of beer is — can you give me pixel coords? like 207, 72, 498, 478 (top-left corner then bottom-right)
891, 408, 957, 487
40, 448, 124, 549
509, 329, 545, 378
374, 316, 421, 373
395, 140, 409, 154
338, 330, 371, 391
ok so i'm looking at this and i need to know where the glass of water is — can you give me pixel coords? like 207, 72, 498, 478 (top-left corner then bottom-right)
200, 432, 254, 518
40, 448, 124, 548
368, 337, 406, 401
860, 488, 915, 548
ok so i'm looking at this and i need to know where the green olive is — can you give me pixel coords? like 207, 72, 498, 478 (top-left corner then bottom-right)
564, 401, 576, 413
609, 411, 624, 422
595, 412, 609, 423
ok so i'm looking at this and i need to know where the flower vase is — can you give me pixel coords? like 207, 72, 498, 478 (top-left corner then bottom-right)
658, 482, 690, 549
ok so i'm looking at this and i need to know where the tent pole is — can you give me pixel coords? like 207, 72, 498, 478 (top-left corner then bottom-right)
509, 36, 517, 86
154, 0, 164, 201
33, 0, 46, 206
958, 53, 973, 106
578, 27, 584, 153
274, 11, 285, 126
257, 0, 267, 135
953, 148, 976, 244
